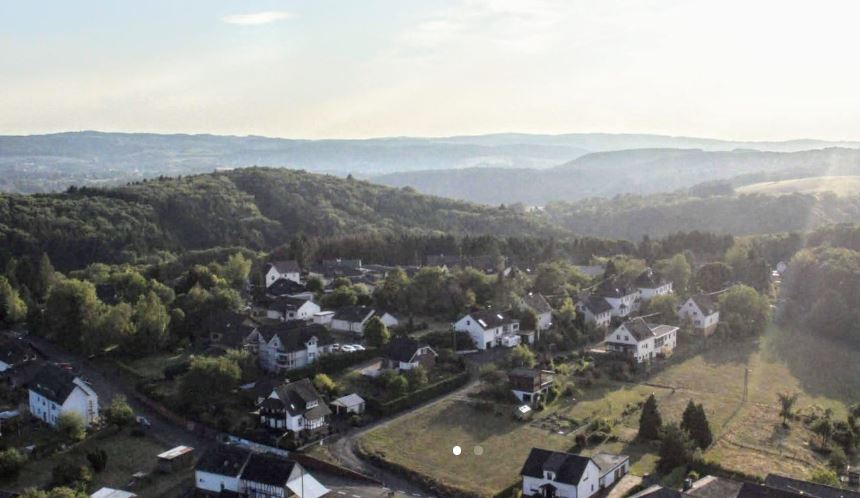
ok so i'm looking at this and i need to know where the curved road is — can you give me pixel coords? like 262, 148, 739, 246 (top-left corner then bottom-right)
328, 379, 481, 498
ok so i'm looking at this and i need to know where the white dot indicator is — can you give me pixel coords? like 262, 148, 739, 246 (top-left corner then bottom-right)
452, 445, 462, 456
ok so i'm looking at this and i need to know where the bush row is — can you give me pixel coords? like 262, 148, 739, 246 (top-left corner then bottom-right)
366, 371, 470, 416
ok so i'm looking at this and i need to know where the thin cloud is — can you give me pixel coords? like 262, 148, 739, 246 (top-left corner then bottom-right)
222, 11, 293, 26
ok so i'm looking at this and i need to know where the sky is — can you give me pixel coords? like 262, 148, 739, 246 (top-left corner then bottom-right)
2, 0, 860, 140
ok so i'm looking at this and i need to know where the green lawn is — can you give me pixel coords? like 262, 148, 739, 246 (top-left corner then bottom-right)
2, 430, 191, 497
359, 325, 858, 496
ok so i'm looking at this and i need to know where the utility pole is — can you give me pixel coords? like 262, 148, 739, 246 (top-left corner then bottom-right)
743, 368, 750, 402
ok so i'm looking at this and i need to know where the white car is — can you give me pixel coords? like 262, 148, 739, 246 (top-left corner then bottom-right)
350, 344, 366, 351
331, 343, 341, 352
340, 345, 357, 353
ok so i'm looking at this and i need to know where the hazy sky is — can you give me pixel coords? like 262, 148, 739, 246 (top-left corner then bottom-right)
3, 0, 860, 140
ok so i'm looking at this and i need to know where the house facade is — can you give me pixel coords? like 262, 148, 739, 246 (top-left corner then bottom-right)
521, 448, 630, 498
576, 297, 612, 329
244, 323, 335, 373
677, 295, 720, 336
28, 364, 99, 428
264, 297, 320, 322
382, 336, 437, 371
265, 260, 301, 288
520, 293, 554, 331
258, 379, 331, 435
453, 310, 521, 350
194, 445, 328, 498
330, 306, 398, 335
634, 269, 673, 301
605, 318, 678, 363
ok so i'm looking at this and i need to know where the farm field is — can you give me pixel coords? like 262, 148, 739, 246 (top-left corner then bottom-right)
358, 325, 859, 497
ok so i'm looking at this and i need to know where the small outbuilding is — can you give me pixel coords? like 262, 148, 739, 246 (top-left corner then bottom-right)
156, 445, 194, 473
331, 393, 366, 415
90, 488, 138, 498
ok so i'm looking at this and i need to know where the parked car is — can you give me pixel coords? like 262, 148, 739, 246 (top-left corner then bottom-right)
331, 344, 341, 351
136, 416, 151, 429
350, 344, 366, 351
340, 345, 357, 353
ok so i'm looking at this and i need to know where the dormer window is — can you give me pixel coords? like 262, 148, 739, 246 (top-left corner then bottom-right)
306, 400, 318, 409
544, 470, 556, 481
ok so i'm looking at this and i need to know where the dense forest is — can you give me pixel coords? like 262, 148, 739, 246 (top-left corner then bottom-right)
0, 167, 566, 271
544, 191, 860, 240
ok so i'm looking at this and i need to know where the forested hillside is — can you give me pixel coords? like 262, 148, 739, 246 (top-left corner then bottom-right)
0, 167, 559, 270
544, 191, 860, 240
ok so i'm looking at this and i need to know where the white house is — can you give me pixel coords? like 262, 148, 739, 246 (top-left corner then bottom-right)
597, 281, 640, 318
244, 323, 336, 374
677, 294, 720, 336
605, 318, 678, 363
28, 364, 99, 428
312, 311, 335, 326
265, 260, 302, 288
520, 293, 553, 331
576, 296, 613, 329
382, 336, 437, 371
264, 297, 320, 322
520, 448, 629, 498
258, 379, 331, 435
453, 309, 520, 350
194, 444, 328, 498
634, 268, 673, 301
330, 306, 398, 335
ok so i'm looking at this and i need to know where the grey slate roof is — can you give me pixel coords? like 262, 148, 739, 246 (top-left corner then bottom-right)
629, 485, 684, 498
195, 444, 250, 476
239, 452, 296, 486
383, 336, 434, 363
256, 322, 334, 353
520, 448, 592, 486
268, 260, 301, 274
0, 336, 35, 368
29, 364, 78, 404
737, 483, 806, 498
622, 317, 656, 341
763, 474, 860, 498
272, 379, 332, 419
635, 268, 669, 289
690, 294, 718, 315
468, 309, 518, 330
332, 306, 375, 323
266, 278, 309, 297
686, 476, 744, 498
580, 295, 612, 314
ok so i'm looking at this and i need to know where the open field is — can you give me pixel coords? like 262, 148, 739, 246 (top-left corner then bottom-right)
2, 430, 190, 497
359, 325, 858, 496
736, 175, 860, 196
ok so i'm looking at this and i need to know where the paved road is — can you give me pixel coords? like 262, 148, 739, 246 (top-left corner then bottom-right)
327, 379, 482, 498
21, 333, 209, 451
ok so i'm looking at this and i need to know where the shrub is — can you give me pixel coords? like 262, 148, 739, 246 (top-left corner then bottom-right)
0, 448, 26, 478
57, 413, 86, 442
86, 449, 108, 473
829, 447, 847, 470
51, 460, 92, 488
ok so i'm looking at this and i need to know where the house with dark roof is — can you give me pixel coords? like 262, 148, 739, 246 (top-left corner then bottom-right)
330, 306, 398, 335
28, 364, 99, 428
509, 368, 554, 407
635, 268, 673, 301
244, 322, 336, 373
200, 311, 258, 349
629, 475, 744, 498
678, 294, 720, 336
575, 296, 612, 329
520, 448, 629, 498
259, 296, 321, 323
382, 336, 437, 371
605, 317, 678, 363
454, 309, 521, 350
520, 293, 553, 332
265, 278, 312, 300
0, 336, 37, 373
264, 260, 301, 288
736, 482, 806, 498
596, 279, 640, 318
258, 378, 331, 435
763, 474, 860, 498
194, 444, 328, 498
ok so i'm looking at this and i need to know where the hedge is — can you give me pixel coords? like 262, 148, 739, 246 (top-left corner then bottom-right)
284, 348, 378, 381
366, 370, 470, 416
